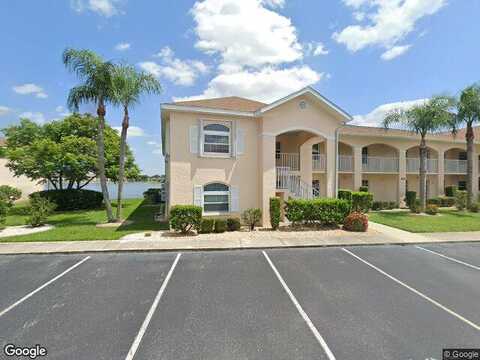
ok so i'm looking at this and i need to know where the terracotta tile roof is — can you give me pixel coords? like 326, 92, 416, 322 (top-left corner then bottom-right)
439, 126, 480, 139
172, 96, 266, 112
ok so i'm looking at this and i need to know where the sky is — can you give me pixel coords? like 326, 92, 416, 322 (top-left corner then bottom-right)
0, 0, 479, 175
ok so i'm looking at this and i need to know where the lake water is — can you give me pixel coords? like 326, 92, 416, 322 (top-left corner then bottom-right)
83, 182, 162, 199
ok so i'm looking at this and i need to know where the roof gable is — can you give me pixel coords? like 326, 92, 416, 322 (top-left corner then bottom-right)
171, 96, 265, 112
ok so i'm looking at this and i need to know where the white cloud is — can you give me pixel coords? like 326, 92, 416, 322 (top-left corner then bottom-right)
192, 0, 303, 69
13, 83, 48, 99
175, 66, 322, 104
55, 105, 72, 117
351, 98, 427, 127
147, 141, 159, 146
381, 44, 411, 60
0, 106, 11, 117
113, 126, 146, 137
115, 42, 131, 51
304, 42, 329, 56
19, 112, 46, 124
139, 46, 209, 86
333, 0, 447, 58
152, 148, 163, 155
70, 0, 123, 17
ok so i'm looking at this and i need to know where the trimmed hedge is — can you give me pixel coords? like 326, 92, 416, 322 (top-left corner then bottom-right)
227, 218, 241, 231
169, 205, 202, 234
199, 218, 215, 234
351, 192, 373, 213
214, 219, 227, 233
343, 212, 368, 232
445, 185, 457, 197
372, 201, 398, 211
284, 198, 351, 226
425, 204, 438, 215
269, 197, 281, 230
405, 191, 416, 209
338, 189, 352, 202
359, 186, 369, 192
429, 196, 455, 207
30, 189, 103, 211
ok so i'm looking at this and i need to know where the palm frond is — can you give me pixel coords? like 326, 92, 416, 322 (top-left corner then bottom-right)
67, 85, 98, 112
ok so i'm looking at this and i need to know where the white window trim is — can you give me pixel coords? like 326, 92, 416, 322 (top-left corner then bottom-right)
200, 119, 233, 158
203, 187, 230, 215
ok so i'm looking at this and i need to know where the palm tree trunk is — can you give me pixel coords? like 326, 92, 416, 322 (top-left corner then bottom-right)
466, 123, 474, 208
115, 105, 129, 221
97, 99, 115, 222
419, 137, 427, 211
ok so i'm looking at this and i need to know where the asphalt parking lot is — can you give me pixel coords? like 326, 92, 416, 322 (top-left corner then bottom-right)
0, 243, 479, 360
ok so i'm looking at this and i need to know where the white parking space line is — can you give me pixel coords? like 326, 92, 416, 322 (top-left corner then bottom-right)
0, 256, 91, 318
125, 253, 182, 360
415, 245, 480, 271
262, 251, 336, 360
342, 248, 480, 331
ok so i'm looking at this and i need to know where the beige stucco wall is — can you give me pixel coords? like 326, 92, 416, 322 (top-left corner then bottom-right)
0, 159, 43, 199
167, 111, 260, 216
406, 174, 439, 198
362, 174, 398, 202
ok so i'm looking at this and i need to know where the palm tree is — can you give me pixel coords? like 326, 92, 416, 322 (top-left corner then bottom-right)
63, 48, 117, 222
383, 96, 455, 211
112, 65, 161, 220
451, 84, 480, 208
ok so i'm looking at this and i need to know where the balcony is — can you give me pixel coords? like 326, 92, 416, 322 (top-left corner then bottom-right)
406, 158, 438, 173
445, 159, 467, 174
312, 154, 326, 171
339, 155, 353, 172
276, 153, 300, 171
362, 156, 399, 173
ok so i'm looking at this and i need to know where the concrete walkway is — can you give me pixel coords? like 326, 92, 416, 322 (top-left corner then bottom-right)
0, 222, 478, 255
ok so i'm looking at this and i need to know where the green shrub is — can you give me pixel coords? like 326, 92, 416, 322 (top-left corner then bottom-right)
351, 192, 373, 213
169, 205, 202, 234
439, 196, 455, 207
425, 204, 439, 215
359, 186, 369, 192
269, 197, 281, 230
372, 201, 382, 211
338, 189, 352, 202
410, 199, 421, 214
469, 203, 479, 213
445, 186, 457, 197
343, 212, 369, 232
405, 191, 416, 209
27, 194, 56, 227
214, 219, 227, 233
199, 218, 215, 234
227, 218, 241, 231
455, 190, 467, 211
284, 198, 351, 226
0, 199, 8, 230
143, 188, 162, 204
427, 198, 441, 206
242, 208, 262, 231
30, 189, 103, 211
0, 185, 22, 207
387, 201, 397, 210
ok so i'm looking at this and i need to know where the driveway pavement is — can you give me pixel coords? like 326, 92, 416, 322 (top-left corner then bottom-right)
1, 243, 479, 359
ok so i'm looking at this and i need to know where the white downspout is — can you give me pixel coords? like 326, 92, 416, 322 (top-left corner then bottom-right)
335, 122, 347, 198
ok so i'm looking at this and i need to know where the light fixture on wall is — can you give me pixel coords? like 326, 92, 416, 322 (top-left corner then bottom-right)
299, 100, 307, 109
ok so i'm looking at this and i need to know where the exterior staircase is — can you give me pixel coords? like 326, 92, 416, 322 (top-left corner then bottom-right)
276, 167, 319, 199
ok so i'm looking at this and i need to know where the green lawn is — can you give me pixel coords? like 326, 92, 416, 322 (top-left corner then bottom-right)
369, 209, 480, 233
1, 198, 169, 242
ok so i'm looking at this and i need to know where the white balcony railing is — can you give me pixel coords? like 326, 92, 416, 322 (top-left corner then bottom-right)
445, 159, 467, 174
362, 156, 399, 173
339, 155, 353, 172
406, 158, 438, 173
276, 153, 300, 171
276, 167, 319, 199
312, 154, 326, 171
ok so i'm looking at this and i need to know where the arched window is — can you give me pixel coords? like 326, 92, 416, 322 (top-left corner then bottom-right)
203, 122, 231, 155
203, 183, 229, 212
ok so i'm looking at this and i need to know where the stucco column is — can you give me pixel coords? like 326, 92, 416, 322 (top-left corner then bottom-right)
353, 146, 363, 191
260, 134, 276, 227
300, 142, 312, 187
326, 138, 336, 198
398, 149, 406, 206
437, 150, 445, 196
472, 147, 478, 200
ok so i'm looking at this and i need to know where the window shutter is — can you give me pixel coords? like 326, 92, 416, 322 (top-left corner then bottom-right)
193, 185, 203, 207
236, 128, 245, 155
230, 185, 239, 212
189, 125, 199, 154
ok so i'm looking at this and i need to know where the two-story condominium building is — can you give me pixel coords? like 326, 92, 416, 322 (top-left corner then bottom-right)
161, 87, 480, 226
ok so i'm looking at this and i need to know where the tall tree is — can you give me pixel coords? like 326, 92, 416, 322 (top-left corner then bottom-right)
451, 84, 480, 208
112, 65, 161, 220
383, 96, 455, 211
63, 48, 117, 222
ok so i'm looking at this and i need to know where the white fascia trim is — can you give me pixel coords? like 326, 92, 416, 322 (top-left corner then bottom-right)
255, 86, 353, 121
161, 104, 255, 118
